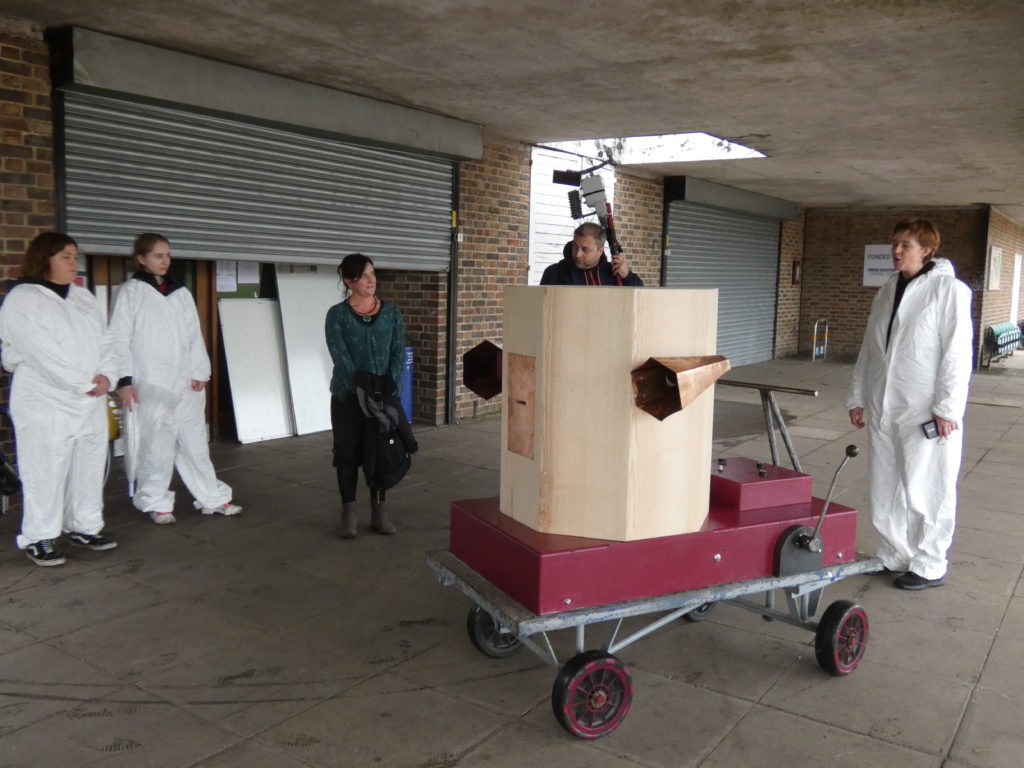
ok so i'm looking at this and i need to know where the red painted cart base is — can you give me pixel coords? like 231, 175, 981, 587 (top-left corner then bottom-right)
450, 458, 859, 615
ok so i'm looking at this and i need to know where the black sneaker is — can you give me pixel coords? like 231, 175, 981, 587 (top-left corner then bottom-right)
893, 572, 944, 590
25, 539, 66, 566
68, 532, 118, 551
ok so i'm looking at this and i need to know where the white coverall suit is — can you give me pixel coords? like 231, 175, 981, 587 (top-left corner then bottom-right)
109, 276, 231, 514
0, 282, 117, 549
846, 258, 973, 579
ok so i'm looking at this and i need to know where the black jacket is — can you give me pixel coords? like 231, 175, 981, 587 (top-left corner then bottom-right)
539, 253, 644, 286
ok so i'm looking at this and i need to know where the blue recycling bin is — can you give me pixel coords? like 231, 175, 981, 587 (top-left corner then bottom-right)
400, 346, 413, 422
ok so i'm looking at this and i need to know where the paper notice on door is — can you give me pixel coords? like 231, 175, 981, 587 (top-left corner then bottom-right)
216, 260, 238, 292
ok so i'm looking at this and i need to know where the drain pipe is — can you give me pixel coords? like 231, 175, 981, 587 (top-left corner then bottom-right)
445, 164, 461, 425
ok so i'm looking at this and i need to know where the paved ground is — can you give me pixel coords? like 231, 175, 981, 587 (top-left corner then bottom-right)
1, 356, 1022, 768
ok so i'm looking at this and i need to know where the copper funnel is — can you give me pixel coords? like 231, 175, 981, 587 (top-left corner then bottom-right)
631, 355, 731, 421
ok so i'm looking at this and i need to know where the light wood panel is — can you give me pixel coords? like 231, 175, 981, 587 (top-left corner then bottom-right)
499, 286, 719, 541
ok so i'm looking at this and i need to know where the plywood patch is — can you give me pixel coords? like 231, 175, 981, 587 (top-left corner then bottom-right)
507, 353, 536, 458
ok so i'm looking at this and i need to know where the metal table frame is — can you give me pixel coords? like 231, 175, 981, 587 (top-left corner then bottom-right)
428, 550, 882, 670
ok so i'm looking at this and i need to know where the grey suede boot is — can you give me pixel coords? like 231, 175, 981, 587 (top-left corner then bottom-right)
340, 502, 357, 539
371, 498, 396, 535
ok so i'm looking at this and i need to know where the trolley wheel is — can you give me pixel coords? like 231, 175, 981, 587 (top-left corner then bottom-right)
682, 601, 717, 622
551, 650, 633, 739
466, 605, 523, 658
815, 600, 869, 676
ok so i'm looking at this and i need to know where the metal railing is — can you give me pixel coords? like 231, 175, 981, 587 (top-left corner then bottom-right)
717, 379, 818, 471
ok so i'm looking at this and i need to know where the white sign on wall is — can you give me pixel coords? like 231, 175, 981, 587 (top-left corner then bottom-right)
988, 246, 1003, 291
863, 244, 895, 286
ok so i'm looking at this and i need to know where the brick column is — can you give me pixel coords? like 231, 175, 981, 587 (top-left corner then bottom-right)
455, 138, 531, 420
0, 20, 54, 491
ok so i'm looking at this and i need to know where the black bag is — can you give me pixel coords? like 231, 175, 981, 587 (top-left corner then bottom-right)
353, 370, 418, 491
365, 427, 412, 490
0, 457, 19, 499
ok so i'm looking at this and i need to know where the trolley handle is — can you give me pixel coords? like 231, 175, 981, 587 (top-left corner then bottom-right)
800, 444, 858, 552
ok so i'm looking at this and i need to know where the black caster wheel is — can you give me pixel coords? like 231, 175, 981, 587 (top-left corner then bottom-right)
551, 650, 633, 739
682, 601, 717, 623
815, 599, 869, 676
466, 605, 523, 658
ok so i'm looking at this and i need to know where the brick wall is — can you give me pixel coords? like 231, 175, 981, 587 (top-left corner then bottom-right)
1, 25, 53, 272
378, 269, 447, 425
1, 22, 53, 466
801, 208, 989, 360
454, 138, 532, 420
774, 213, 804, 357
613, 170, 663, 285
980, 208, 1024, 331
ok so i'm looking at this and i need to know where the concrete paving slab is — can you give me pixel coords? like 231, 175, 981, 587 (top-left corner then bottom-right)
865, 605, 993, 685
0, 566, 162, 641
387, 633, 552, 717
456, 722, 641, 767
137, 627, 377, 738
949, 687, 1024, 768
50, 599, 264, 682
0, 642, 124, 738
698, 705, 942, 768
761, 657, 972, 755
187, 740, 313, 768
254, 672, 508, 767
950, 523, 1024, 565
7, 687, 239, 768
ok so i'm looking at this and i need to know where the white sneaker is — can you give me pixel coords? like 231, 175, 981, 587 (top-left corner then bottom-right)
196, 501, 242, 516
150, 511, 176, 525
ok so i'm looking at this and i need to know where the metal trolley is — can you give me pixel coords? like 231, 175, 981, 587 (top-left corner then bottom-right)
427, 444, 882, 739
427, 549, 881, 739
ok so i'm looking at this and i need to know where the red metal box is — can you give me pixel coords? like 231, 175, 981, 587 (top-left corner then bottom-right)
709, 457, 812, 511
449, 495, 858, 615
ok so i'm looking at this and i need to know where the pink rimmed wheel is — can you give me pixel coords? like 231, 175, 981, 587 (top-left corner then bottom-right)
551, 650, 633, 739
815, 600, 869, 675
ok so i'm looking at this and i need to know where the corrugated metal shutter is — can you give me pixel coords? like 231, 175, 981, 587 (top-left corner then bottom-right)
664, 201, 780, 366
527, 146, 614, 284
60, 91, 453, 270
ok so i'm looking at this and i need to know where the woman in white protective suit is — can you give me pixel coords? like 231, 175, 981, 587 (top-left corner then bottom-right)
0, 232, 119, 566
110, 233, 241, 524
847, 218, 973, 590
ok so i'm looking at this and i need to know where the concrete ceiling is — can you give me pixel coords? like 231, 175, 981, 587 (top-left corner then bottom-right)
4, 0, 1024, 221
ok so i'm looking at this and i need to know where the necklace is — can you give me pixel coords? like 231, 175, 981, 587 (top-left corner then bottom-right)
351, 296, 379, 323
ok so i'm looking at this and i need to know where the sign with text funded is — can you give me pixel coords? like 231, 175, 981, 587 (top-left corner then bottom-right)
863, 244, 895, 286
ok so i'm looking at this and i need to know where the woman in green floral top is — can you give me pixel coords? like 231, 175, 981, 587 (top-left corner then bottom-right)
325, 253, 407, 539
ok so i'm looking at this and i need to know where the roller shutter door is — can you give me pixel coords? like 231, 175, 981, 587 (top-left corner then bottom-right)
60, 91, 453, 270
664, 201, 780, 366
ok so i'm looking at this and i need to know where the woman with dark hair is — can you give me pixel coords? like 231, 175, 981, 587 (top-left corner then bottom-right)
109, 233, 241, 524
0, 232, 118, 566
847, 218, 973, 590
325, 253, 408, 538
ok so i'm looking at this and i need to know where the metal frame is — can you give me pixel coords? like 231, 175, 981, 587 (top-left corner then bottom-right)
428, 549, 882, 670
718, 379, 818, 471
812, 318, 829, 361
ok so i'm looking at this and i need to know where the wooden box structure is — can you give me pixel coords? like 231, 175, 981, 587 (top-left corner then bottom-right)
499, 286, 719, 541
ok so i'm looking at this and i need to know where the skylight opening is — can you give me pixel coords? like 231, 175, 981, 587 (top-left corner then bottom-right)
540, 133, 764, 165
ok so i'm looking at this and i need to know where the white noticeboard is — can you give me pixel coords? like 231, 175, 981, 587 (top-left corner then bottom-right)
276, 265, 341, 435
863, 244, 895, 286
218, 298, 295, 443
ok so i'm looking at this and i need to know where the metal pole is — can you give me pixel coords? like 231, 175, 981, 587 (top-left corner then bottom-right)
760, 391, 781, 466
769, 392, 802, 472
